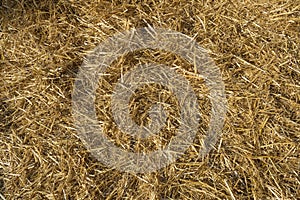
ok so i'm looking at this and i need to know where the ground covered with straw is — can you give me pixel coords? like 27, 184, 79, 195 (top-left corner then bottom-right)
0, 0, 299, 199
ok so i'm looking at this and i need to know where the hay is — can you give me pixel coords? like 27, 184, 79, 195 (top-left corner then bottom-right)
0, 0, 299, 199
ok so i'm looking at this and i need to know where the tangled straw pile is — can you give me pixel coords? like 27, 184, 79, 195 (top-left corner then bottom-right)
0, 0, 299, 199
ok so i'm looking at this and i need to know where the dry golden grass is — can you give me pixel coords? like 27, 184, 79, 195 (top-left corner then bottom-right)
0, 0, 299, 199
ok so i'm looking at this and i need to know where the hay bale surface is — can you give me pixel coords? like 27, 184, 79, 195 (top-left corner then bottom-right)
0, 0, 299, 199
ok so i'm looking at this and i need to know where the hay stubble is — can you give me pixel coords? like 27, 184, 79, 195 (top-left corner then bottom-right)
0, 0, 299, 199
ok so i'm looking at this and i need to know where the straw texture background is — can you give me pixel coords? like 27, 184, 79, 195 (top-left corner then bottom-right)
0, 0, 299, 199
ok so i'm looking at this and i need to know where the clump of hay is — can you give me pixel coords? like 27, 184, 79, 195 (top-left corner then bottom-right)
0, 0, 299, 199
